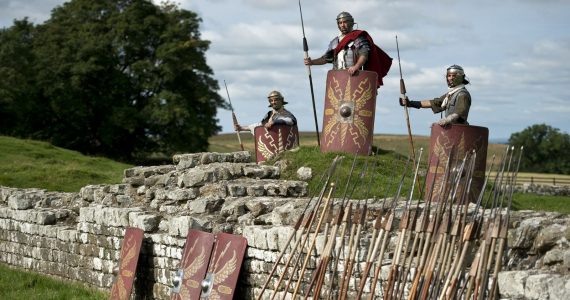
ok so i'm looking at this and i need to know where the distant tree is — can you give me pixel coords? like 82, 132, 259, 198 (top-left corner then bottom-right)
0, 0, 224, 163
0, 19, 49, 138
508, 124, 570, 174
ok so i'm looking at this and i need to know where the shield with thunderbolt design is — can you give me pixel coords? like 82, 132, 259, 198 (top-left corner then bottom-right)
254, 124, 300, 163
320, 70, 377, 155
425, 124, 489, 204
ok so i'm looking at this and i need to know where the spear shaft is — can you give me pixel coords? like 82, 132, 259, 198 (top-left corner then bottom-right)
224, 80, 244, 151
396, 36, 418, 194
298, 0, 320, 146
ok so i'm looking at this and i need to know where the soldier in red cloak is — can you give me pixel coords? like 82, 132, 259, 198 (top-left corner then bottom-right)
304, 12, 392, 87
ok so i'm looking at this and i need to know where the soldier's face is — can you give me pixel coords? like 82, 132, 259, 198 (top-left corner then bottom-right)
337, 19, 353, 34
447, 72, 463, 87
269, 97, 283, 110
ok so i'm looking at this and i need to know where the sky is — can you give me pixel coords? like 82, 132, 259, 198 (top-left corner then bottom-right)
1, 0, 569, 141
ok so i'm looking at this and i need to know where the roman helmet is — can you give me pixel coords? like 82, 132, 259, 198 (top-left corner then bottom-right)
336, 12, 354, 32
446, 64, 470, 87
267, 90, 288, 107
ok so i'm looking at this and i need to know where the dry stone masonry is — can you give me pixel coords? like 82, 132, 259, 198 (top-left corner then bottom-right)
0, 151, 568, 299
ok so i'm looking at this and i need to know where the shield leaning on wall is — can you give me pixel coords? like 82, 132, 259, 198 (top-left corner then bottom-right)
110, 227, 144, 300
199, 233, 248, 300
254, 124, 299, 163
320, 70, 377, 155
170, 230, 215, 300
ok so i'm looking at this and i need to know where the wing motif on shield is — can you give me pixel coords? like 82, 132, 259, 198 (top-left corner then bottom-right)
179, 240, 207, 298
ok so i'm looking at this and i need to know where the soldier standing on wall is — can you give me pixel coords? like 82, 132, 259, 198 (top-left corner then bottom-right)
303, 12, 392, 87
400, 64, 471, 126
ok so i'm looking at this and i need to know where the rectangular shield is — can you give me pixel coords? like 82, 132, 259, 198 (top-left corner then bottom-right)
425, 123, 489, 203
320, 70, 377, 155
171, 229, 216, 300
200, 233, 248, 300
254, 124, 299, 163
110, 227, 144, 300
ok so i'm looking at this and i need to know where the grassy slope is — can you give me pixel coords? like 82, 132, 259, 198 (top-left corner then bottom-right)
0, 136, 132, 192
0, 263, 107, 300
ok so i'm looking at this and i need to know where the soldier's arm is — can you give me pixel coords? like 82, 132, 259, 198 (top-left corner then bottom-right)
305, 57, 327, 65
399, 97, 433, 109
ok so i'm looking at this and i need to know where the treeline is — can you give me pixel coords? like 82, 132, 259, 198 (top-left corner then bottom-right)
0, 0, 224, 164
509, 124, 570, 175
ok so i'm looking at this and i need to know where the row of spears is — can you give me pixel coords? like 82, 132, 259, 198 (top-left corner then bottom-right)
255, 145, 523, 300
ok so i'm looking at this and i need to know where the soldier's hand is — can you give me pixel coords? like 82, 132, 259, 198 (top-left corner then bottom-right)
264, 121, 273, 129
399, 96, 410, 107
304, 57, 312, 66
348, 66, 359, 76
437, 118, 450, 126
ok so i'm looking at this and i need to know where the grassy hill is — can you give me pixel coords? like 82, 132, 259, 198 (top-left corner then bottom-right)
0, 136, 132, 192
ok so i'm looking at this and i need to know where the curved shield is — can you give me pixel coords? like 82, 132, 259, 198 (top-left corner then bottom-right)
425, 124, 489, 203
254, 124, 300, 163
171, 230, 215, 300
320, 70, 377, 155
200, 233, 248, 300
110, 227, 144, 300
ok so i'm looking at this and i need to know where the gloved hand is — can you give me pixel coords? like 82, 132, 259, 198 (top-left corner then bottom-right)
437, 113, 459, 126
399, 97, 421, 109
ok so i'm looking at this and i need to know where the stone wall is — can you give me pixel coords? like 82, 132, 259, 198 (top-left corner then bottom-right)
513, 183, 570, 197
0, 151, 569, 299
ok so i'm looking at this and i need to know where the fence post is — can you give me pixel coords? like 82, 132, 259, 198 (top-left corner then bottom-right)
553, 177, 556, 185
531, 176, 534, 184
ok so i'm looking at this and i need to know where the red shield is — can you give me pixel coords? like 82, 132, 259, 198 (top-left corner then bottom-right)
320, 70, 377, 155
254, 124, 299, 163
110, 227, 144, 300
425, 124, 489, 203
171, 230, 215, 300
201, 233, 248, 300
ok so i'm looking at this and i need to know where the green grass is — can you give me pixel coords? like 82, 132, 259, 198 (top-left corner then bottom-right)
0, 136, 132, 192
270, 145, 422, 202
0, 263, 107, 299
511, 193, 570, 214
210, 132, 509, 168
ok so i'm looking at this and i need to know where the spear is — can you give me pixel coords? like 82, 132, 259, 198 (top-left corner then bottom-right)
395, 36, 420, 193
488, 146, 523, 298
298, 0, 320, 146
223, 80, 244, 151
256, 167, 332, 300
270, 156, 342, 300
290, 182, 337, 299
368, 156, 413, 299
385, 148, 423, 300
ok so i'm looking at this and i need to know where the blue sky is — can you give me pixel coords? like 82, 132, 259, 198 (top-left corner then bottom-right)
2, 0, 569, 141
